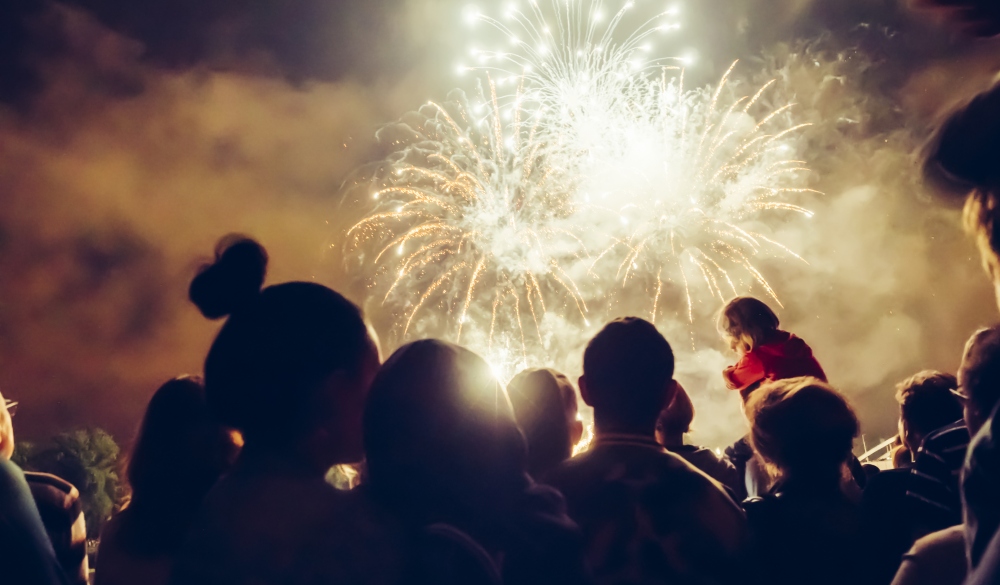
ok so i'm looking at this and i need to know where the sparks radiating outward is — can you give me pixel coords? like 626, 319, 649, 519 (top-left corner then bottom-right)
583, 62, 815, 323
459, 0, 813, 322
349, 0, 816, 372
462, 0, 686, 164
347, 80, 589, 364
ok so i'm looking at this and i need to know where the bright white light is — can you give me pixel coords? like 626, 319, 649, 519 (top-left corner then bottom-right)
463, 5, 481, 25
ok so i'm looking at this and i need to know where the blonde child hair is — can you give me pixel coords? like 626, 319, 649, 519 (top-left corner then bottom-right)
717, 296, 780, 354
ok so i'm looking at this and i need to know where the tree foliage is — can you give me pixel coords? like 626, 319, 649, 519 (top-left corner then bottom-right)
20, 428, 123, 538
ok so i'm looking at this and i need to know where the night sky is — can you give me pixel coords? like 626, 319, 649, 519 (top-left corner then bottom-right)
2, 0, 1000, 448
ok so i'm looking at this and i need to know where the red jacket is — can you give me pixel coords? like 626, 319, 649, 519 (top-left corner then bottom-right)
723, 330, 826, 399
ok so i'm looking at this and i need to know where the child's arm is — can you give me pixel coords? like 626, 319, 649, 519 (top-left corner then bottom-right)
722, 352, 766, 390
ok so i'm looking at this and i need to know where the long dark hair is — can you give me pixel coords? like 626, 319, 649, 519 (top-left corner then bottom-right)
118, 376, 240, 556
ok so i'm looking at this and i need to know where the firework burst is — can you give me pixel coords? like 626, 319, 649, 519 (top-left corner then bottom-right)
349, 0, 817, 374
581, 62, 816, 322
347, 80, 589, 363
462, 0, 686, 163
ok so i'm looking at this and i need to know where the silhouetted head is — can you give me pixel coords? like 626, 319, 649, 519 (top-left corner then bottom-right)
746, 377, 858, 483
190, 235, 378, 470
364, 340, 527, 529
507, 368, 584, 478
580, 317, 675, 436
717, 296, 780, 354
894, 370, 962, 453
925, 82, 1000, 307
958, 326, 1000, 434
122, 376, 241, 554
656, 383, 694, 448
911, 0, 1000, 38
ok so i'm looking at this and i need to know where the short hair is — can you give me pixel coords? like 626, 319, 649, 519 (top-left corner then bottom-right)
895, 371, 962, 439
718, 296, 780, 353
507, 368, 577, 476
583, 317, 674, 430
960, 326, 1000, 419
656, 383, 694, 436
746, 377, 858, 477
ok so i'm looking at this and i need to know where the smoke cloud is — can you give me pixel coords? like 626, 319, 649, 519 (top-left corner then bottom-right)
1, 0, 999, 450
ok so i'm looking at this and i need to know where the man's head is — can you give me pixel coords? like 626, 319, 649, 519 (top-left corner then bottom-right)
959, 326, 1000, 434
895, 370, 963, 452
910, 0, 1000, 37
0, 392, 14, 460
580, 317, 676, 435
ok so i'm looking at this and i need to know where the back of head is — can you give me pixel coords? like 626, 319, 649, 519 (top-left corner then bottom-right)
717, 296, 780, 353
657, 383, 695, 439
364, 340, 526, 522
960, 326, 1000, 431
746, 377, 858, 481
895, 370, 962, 446
190, 235, 371, 450
124, 376, 240, 553
583, 317, 674, 433
507, 368, 576, 477
925, 82, 1000, 273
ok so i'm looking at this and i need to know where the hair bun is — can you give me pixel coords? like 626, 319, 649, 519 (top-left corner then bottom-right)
190, 235, 268, 319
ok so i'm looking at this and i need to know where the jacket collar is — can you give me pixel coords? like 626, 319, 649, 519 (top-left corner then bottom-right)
593, 432, 666, 451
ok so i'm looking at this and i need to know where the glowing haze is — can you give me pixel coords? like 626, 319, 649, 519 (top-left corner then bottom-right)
1, 0, 995, 450
350, 0, 816, 385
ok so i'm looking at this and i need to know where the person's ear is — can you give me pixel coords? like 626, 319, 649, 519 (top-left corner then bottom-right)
578, 376, 593, 407
662, 379, 680, 410
570, 418, 585, 447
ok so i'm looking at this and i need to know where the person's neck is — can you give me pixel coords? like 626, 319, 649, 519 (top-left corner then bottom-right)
237, 440, 330, 479
594, 421, 657, 441
778, 469, 844, 493
661, 433, 685, 449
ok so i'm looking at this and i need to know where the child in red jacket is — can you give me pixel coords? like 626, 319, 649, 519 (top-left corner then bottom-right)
718, 296, 827, 402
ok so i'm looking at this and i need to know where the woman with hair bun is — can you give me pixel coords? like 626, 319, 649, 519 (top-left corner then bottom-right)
168, 235, 402, 585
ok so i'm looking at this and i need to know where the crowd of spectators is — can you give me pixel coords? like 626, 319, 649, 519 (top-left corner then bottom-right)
6, 2, 1000, 584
